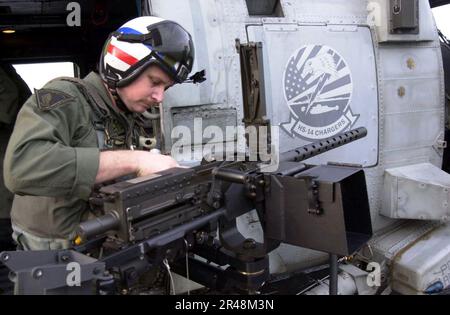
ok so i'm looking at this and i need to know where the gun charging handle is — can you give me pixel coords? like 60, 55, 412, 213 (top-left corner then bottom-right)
74, 211, 120, 245
212, 168, 249, 184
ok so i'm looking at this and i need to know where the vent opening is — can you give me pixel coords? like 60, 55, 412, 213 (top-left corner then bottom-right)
245, 0, 284, 17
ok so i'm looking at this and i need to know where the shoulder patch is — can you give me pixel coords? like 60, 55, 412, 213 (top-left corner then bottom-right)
35, 88, 74, 111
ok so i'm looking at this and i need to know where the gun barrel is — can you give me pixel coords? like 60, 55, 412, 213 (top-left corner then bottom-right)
281, 127, 367, 163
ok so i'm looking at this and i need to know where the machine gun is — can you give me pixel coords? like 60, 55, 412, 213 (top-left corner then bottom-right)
1, 127, 372, 295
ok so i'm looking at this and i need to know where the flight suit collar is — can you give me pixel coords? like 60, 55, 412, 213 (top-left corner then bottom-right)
83, 72, 132, 114
83, 72, 114, 108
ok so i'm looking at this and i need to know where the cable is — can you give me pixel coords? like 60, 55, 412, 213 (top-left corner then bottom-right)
296, 275, 330, 295
184, 239, 190, 295
163, 259, 176, 295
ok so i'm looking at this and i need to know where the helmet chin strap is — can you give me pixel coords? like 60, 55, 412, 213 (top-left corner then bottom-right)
106, 84, 131, 113
114, 95, 130, 113
115, 95, 130, 113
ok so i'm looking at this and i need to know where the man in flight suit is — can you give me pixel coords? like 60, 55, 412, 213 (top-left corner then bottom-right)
3, 16, 196, 250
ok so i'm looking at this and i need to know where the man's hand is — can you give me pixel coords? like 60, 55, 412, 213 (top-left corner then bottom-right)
134, 151, 180, 177
95, 150, 180, 184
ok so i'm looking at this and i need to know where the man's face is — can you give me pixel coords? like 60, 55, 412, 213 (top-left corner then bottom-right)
117, 65, 174, 113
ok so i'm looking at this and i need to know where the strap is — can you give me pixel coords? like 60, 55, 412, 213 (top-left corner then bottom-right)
54, 77, 111, 150
55, 77, 110, 116
49, 76, 144, 150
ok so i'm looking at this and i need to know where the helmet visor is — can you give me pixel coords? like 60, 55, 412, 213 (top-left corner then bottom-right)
149, 21, 194, 82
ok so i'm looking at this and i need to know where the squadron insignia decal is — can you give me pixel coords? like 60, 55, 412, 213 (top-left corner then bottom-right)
35, 88, 74, 111
281, 44, 359, 140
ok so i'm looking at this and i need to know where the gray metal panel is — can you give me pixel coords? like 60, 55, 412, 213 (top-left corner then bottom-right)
384, 110, 442, 151
287, 0, 368, 23
380, 45, 442, 78
150, 0, 242, 152
382, 163, 450, 220
370, 0, 436, 42
375, 36, 445, 231
170, 105, 237, 146
378, 42, 444, 164
257, 25, 378, 166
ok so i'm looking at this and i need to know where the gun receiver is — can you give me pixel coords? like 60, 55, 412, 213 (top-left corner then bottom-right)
76, 127, 368, 243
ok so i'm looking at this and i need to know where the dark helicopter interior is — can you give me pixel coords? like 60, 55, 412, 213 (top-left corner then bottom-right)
0, 0, 144, 74
430, 0, 450, 7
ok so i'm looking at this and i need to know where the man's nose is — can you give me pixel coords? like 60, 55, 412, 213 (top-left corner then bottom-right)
151, 86, 165, 103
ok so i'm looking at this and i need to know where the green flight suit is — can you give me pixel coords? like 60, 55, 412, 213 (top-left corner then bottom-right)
3, 72, 126, 245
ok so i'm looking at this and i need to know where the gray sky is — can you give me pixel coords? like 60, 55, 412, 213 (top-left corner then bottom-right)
14, 62, 74, 91
433, 4, 450, 37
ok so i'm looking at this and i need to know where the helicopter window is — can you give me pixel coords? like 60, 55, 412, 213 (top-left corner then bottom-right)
432, 4, 450, 38
245, 0, 284, 17
12, 62, 75, 91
